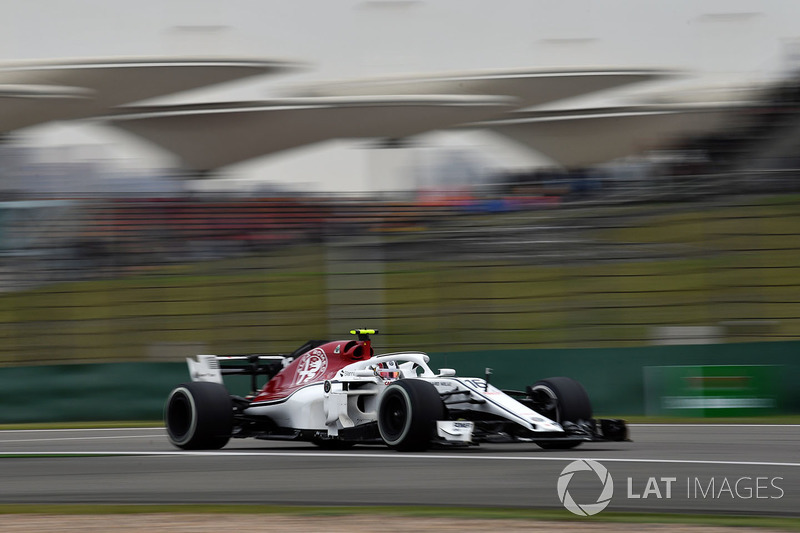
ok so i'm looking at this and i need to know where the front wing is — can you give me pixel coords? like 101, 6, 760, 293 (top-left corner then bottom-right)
425, 376, 629, 445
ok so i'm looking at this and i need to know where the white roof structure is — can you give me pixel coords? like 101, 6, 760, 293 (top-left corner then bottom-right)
3, 1, 796, 193
103, 67, 677, 172
0, 59, 737, 177
475, 104, 740, 167
1, 84, 94, 134
0, 57, 299, 132
289, 68, 672, 108
108, 95, 515, 172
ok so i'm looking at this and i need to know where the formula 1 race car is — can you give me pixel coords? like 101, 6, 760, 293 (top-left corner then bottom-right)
164, 329, 629, 451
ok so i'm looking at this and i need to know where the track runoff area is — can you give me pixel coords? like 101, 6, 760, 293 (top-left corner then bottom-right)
0, 423, 798, 516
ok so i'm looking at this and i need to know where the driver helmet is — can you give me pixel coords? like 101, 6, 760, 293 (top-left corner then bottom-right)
376, 361, 400, 380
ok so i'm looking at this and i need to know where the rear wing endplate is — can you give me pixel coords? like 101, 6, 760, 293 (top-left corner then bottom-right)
187, 354, 294, 392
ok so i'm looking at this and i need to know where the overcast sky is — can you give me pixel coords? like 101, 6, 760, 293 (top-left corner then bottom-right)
6, 0, 800, 77
4, 0, 800, 191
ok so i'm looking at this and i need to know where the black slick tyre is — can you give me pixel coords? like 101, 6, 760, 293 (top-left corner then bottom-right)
164, 381, 233, 450
527, 377, 592, 450
377, 379, 445, 452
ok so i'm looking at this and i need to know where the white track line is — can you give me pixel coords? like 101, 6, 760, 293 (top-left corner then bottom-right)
3, 424, 798, 434
1, 424, 797, 434
1, 450, 798, 468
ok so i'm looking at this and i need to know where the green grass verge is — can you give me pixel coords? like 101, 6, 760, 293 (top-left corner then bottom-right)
0, 504, 796, 530
603, 414, 800, 424
0, 197, 798, 364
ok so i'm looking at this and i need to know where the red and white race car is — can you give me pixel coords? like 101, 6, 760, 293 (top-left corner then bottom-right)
164, 329, 628, 451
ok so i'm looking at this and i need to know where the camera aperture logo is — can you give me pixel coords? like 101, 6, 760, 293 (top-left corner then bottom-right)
557, 459, 614, 516
556, 459, 785, 516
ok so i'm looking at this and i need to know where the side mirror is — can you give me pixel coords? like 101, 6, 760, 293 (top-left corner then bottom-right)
437, 368, 456, 377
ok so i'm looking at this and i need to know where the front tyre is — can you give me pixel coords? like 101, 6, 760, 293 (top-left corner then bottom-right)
528, 377, 592, 450
165, 382, 233, 450
377, 379, 445, 452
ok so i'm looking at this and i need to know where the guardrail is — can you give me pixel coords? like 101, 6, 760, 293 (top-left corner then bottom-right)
1, 341, 796, 423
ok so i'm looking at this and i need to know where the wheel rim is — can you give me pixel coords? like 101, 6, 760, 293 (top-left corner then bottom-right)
379, 385, 415, 445
381, 392, 408, 440
530, 385, 560, 422
166, 387, 196, 445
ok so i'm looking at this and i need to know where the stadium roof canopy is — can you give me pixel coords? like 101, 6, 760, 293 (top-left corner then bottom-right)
288, 68, 672, 108
0, 57, 299, 132
2, 61, 690, 171
104, 67, 675, 171
474, 103, 740, 167
107, 95, 515, 172
0, 84, 94, 135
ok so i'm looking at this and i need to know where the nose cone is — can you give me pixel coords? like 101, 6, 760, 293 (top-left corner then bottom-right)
527, 414, 563, 432
540, 420, 563, 432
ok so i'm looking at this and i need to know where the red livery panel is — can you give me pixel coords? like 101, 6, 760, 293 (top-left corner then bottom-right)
252, 339, 373, 402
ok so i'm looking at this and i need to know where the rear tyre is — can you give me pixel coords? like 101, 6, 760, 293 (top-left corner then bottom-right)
377, 379, 445, 452
165, 381, 233, 450
527, 377, 592, 450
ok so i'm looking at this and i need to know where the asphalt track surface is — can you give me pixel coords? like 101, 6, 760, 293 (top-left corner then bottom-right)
0, 424, 798, 515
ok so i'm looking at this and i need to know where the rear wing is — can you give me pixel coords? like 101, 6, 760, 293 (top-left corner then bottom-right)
186, 339, 327, 392
188, 354, 293, 394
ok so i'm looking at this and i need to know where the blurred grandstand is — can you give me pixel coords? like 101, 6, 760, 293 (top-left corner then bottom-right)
0, 60, 800, 365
